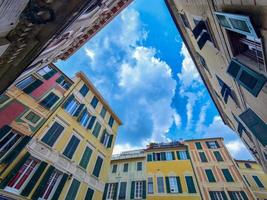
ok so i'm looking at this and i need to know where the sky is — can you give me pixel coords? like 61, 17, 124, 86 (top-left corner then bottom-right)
57, 0, 253, 160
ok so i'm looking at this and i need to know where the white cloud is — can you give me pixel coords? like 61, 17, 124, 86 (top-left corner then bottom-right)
225, 140, 250, 159
85, 48, 95, 60
112, 143, 144, 155
196, 102, 210, 133
173, 113, 181, 128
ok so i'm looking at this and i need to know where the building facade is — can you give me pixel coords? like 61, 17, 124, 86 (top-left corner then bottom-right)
236, 160, 267, 200
0, 64, 121, 200
165, 0, 267, 172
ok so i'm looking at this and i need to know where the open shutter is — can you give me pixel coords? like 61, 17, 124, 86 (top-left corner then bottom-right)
176, 151, 181, 160
176, 177, 182, 193
107, 135, 113, 148
142, 180, 146, 199
73, 104, 84, 117
152, 153, 156, 161
185, 176, 196, 193
32, 166, 55, 200
0, 152, 30, 189
102, 184, 108, 200
113, 183, 118, 200
165, 177, 170, 193
197, 31, 211, 49
21, 161, 48, 196
186, 151, 190, 159
87, 116, 96, 129
161, 152, 166, 161
0, 125, 11, 140
51, 173, 68, 200
221, 191, 228, 200
100, 130, 106, 144
23, 79, 43, 94
171, 152, 175, 160
215, 141, 220, 148
147, 154, 152, 162
77, 109, 86, 122
63, 94, 74, 109
192, 21, 206, 39
43, 69, 57, 80
130, 181, 135, 199
206, 142, 211, 148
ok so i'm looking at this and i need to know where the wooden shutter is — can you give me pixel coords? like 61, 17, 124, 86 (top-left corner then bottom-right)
215, 141, 220, 148
102, 184, 108, 200
107, 135, 113, 148
63, 135, 80, 159
214, 151, 223, 161
240, 191, 249, 200
171, 152, 175, 160
0, 125, 11, 140
73, 104, 84, 117
222, 169, 234, 182
206, 142, 211, 148
113, 183, 118, 200
85, 187, 94, 200
176, 177, 182, 193
195, 142, 202, 149
130, 181, 135, 199
92, 156, 103, 177
65, 179, 80, 200
51, 173, 68, 200
0, 152, 30, 189
41, 122, 64, 147
176, 151, 181, 160
87, 116, 96, 129
186, 151, 190, 159
185, 176, 196, 193
161, 152, 166, 161
43, 69, 57, 80
32, 166, 55, 200
165, 177, 170, 193
21, 161, 48, 196
23, 79, 43, 94
147, 154, 152, 162
152, 153, 156, 161
142, 180, 146, 199
77, 108, 86, 122
79, 147, 92, 169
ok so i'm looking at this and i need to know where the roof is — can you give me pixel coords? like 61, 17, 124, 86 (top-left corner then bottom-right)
76, 72, 122, 125
185, 137, 224, 142
235, 159, 257, 164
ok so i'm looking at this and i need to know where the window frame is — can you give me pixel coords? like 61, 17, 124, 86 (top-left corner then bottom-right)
136, 162, 142, 171
22, 110, 42, 127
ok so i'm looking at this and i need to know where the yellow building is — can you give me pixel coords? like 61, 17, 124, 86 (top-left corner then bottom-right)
236, 160, 267, 200
0, 66, 122, 200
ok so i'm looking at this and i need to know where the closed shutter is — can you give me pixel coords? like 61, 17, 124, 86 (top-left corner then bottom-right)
195, 142, 202, 149
165, 177, 170, 193
113, 183, 118, 200
161, 152, 166, 160
73, 104, 84, 117
176, 177, 182, 193
51, 173, 68, 200
77, 109, 87, 122
206, 142, 211, 148
2, 136, 31, 164
221, 191, 228, 200
185, 176, 196, 193
215, 141, 220, 148
23, 79, 43, 94
102, 184, 108, 200
65, 179, 80, 200
32, 166, 55, 200
130, 181, 135, 199
227, 192, 235, 200
186, 151, 190, 159
107, 135, 113, 148
240, 191, 249, 200
40, 93, 59, 109
171, 152, 175, 160
21, 161, 48, 196
87, 116, 96, 129
252, 176, 264, 188
79, 147, 92, 169
63, 135, 80, 159
205, 169, 216, 182
176, 151, 181, 160
147, 154, 152, 162
0, 152, 30, 189
56, 75, 64, 84
152, 153, 156, 161
41, 122, 64, 147
92, 156, 103, 178
92, 121, 101, 138
43, 69, 57, 80
0, 125, 11, 140
119, 182, 127, 199
142, 180, 146, 199
214, 151, 223, 161
85, 187, 94, 200
63, 94, 74, 109
199, 152, 208, 162
222, 169, 234, 182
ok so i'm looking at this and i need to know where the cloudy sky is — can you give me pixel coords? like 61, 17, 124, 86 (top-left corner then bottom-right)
57, 0, 253, 160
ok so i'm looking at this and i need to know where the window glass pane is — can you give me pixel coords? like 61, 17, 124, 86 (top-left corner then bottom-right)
137, 162, 142, 171
217, 14, 231, 28
90, 97, 98, 108
166, 152, 173, 160
148, 177, 153, 194
16, 76, 36, 90
85, 187, 94, 200
199, 152, 208, 162
25, 112, 41, 124
108, 116, 114, 127
169, 177, 178, 193
157, 177, 164, 193
229, 18, 250, 32
135, 181, 143, 198
123, 163, 128, 172
112, 164, 117, 173
41, 169, 62, 200
40, 93, 59, 109
79, 84, 89, 97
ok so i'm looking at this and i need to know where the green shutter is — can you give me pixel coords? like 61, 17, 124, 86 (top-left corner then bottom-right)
214, 151, 223, 161
221, 191, 228, 200
65, 179, 80, 200
85, 187, 94, 200
152, 153, 156, 161
171, 152, 175, 160
199, 152, 208, 162
2, 136, 31, 164
56, 75, 64, 84
252, 176, 264, 188
147, 154, 152, 162
222, 169, 234, 182
142, 180, 146, 199
23, 79, 43, 94
130, 181, 135, 199
92, 156, 103, 177
162, 152, 166, 160
176, 177, 182, 193
32, 166, 55, 200
165, 177, 170, 193
51, 173, 68, 200
43, 69, 57, 80
176, 151, 181, 160
0, 125, 11, 140
21, 161, 48, 196
195, 142, 202, 149
0, 152, 30, 189
79, 147, 92, 169
92, 121, 101, 138
102, 184, 108, 200
185, 176, 196, 193
73, 104, 84, 117
107, 135, 113, 148
215, 141, 220, 148
240, 191, 249, 200
205, 169, 216, 182
87, 116, 96, 129
206, 142, 211, 148
113, 183, 118, 200
186, 151, 190, 159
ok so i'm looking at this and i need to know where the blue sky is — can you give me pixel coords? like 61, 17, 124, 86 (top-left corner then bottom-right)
58, 0, 253, 159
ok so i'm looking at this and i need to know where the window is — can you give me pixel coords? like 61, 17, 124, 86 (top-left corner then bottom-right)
205, 169, 216, 182
244, 163, 251, 168
195, 142, 202, 149
215, 12, 258, 38
90, 96, 99, 108
213, 151, 223, 162
65, 179, 80, 200
5, 157, 39, 193
85, 187, 94, 200
252, 176, 264, 188
39, 92, 59, 109
239, 108, 267, 146
0, 129, 21, 159
37, 66, 57, 80
0, 94, 10, 104
177, 151, 189, 160
167, 177, 182, 193
79, 110, 91, 128
64, 96, 81, 116
107, 183, 117, 200
100, 130, 113, 148
180, 13, 190, 29
243, 175, 250, 187
25, 111, 41, 124
216, 76, 236, 104
192, 19, 213, 49
118, 182, 127, 200
135, 181, 143, 199
92, 121, 101, 138
79, 84, 89, 97
199, 152, 208, 162
16, 76, 43, 94
137, 162, 142, 171
92, 156, 103, 178
209, 191, 228, 200
227, 59, 266, 97
123, 163, 128, 172
147, 154, 152, 162
166, 152, 174, 160
108, 116, 114, 128
157, 177, 164, 193
222, 169, 234, 182
228, 191, 249, 200
79, 146, 92, 169
100, 107, 107, 118
185, 176, 196, 193
147, 177, 153, 194
112, 164, 117, 173
56, 75, 71, 90
206, 141, 219, 149
63, 135, 80, 159
41, 122, 64, 147
39, 169, 62, 200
